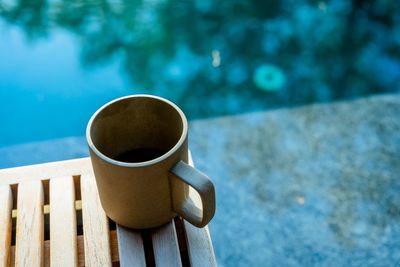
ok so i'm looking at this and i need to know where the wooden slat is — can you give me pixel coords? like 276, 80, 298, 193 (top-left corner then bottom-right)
0, 185, 13, 267
184, 153, 217, 267
2, 154, 217, 266
0, 158, 92, 186
116, 225, 146, 267
80, 173, 112, 267
11, 230, 120, 267
184, 224, 217, 267
151, 220, 182, 267
15, 181, 44, 267
50, 176, 78, 266
184, 184, 217, 267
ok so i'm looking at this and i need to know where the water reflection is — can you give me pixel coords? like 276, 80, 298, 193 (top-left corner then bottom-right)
1, 1, 400, 264
1, 0, 399, 119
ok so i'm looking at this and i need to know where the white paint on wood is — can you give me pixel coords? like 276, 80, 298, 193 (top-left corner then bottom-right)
15, 181, 44, 267
116, 225, 146, 267
80, 173, 112, 267
50, 176, 78, 266
152, 220, 182, 267
0, 185, 12, 267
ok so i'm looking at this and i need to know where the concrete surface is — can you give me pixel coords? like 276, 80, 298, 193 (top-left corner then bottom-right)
189, 94, 400, 266
1, 94, 400, 266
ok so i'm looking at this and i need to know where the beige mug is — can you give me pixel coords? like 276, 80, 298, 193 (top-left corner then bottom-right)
86, 95, 215, 229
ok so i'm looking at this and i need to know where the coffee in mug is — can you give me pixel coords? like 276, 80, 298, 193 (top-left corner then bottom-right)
86, 95, 215, 229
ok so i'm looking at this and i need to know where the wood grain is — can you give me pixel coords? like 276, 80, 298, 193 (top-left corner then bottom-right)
10, 231, 120, 267
50, 176, 78, 266
1, 155, 217, 267
0, 158, 92, 186
184, 186, 217, 267
15, 181, 44, 267
152, 220, 182, 267
184, 223, 217, 267
185, 153, 217, 267
116, 225, 146, 267
80, 173, 112, 267
109, 230, 120, 263
0, 185, 12, 267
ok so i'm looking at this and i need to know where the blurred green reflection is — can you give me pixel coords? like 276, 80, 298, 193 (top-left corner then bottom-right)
0, 0, 399, 126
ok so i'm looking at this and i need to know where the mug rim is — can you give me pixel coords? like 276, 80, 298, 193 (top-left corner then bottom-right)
86, 94, 188, 167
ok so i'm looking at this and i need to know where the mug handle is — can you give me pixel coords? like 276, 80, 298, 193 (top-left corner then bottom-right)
170, 161, 216, 228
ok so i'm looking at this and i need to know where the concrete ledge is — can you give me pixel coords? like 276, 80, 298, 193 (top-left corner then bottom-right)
1, 94, 399, 266
0, 137, 87, 168
189, 93, 400, 266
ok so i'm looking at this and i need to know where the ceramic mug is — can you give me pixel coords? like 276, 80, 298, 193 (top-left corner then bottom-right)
86, 95, 215, 229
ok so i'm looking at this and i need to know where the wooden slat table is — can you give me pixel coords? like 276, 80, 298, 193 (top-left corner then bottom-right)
0, 156, 216, 267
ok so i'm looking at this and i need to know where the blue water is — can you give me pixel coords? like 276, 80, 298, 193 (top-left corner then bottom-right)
1, 2, 400, 266
0, 24, 131, 146
0, 0, 399, 148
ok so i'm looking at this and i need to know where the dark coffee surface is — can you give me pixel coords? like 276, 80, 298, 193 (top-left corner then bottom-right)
114, 148, 167, 163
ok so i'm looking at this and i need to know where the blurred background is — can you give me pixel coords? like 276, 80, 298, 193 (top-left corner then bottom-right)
1, 1, 400, 266
0, 0, 399, 148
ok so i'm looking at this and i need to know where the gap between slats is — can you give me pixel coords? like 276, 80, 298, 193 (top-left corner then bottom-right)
8, 175, 120, 267
117, 217, 191, 267
4, 155, 214, 267
0, 185, 13, 267
10, 230, 120, 267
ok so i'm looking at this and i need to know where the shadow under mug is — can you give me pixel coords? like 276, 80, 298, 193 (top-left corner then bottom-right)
86, 95, 216, 229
